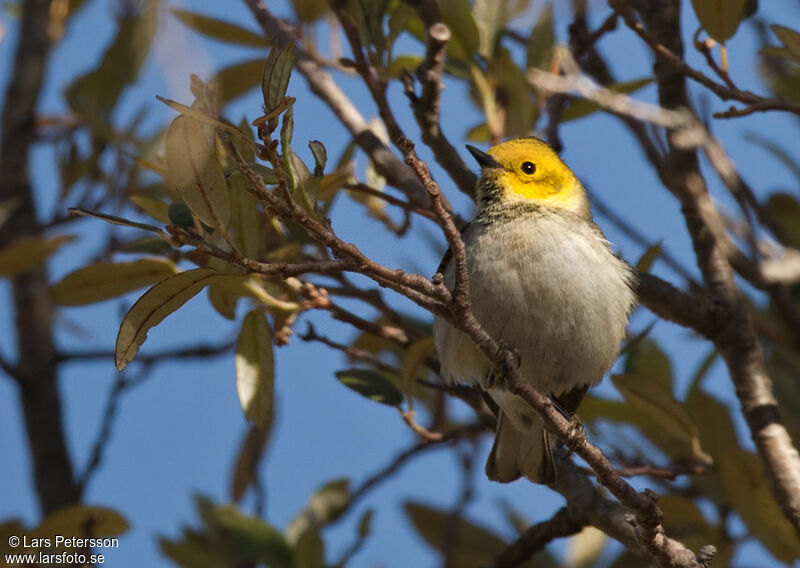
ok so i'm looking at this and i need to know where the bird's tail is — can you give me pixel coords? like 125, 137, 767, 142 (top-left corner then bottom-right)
485, 411, 556, 484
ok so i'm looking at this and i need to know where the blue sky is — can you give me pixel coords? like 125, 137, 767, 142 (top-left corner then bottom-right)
1, 0, 799, 566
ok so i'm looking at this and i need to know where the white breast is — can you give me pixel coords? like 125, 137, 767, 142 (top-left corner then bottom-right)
433, 207, 636, 395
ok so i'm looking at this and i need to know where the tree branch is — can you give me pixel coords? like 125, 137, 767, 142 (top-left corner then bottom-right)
0, 0, 79, 513
491, 507, 585, 568
622, 0, 800, 536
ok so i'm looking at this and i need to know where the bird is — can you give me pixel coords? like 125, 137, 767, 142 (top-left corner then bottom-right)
433, 137, 637, 484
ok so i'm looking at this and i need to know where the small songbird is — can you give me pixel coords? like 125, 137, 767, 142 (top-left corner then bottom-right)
433, 138, 637, 483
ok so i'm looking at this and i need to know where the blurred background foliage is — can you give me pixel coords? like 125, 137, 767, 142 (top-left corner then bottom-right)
1, 0, 800, 566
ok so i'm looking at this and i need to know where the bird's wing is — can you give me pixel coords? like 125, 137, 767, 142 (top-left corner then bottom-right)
434, 221, 472, 276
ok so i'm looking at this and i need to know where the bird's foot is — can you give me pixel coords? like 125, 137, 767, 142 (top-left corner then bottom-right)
491, 341, 521, 390
560, 415, 586, 460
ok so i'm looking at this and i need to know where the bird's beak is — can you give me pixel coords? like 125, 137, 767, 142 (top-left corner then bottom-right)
466, 145, 503, 170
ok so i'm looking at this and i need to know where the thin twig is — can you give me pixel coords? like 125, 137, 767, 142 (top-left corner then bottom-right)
491, 507, 585, 568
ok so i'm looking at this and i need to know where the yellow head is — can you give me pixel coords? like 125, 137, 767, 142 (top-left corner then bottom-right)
467, 138, 591, 219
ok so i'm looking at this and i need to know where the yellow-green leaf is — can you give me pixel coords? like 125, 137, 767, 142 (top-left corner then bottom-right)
51, 258, 178, 306
235, 310, 275, 430
208, 283, 239, 320
129, 195, 171, 224
214, 58, 264, 105
566, 526, 607, 568
766, 25, 800, 64
115, 269, 225, 370
718, 446, 800, 563
0, 197, 21, 231
764, 193, 800, 248
440, 0, 479, 60
157, 96, 256, 147
690, 0, 748, 43
231, 425, 271, 502
401, 336, 435, 395
658, 495, 715, 553
562, 78, 652, 121
335, 369, 404, 406
68, 207, 163, 233
30, 505, 128, 541
229, 173, 262, 260
635, 242, 662, 274
0, 234, 75, 277
262, 43, 295, 113
612, 373, 704, 457
171, 9, 269, 47
386, 54, 423, 78
623, 339, 672, 391
293, 528, 324, 568
287, 479, 350, 545
292, 0, 330, 22
165, 115, 231, 229
404, 502, 507, 568
526, 4, 554, 70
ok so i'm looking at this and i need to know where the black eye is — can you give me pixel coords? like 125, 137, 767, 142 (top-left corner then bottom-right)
521, 161, 536, 175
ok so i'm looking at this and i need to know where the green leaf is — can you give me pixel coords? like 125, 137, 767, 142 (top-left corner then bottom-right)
658, 495, 715, 553
51, 258, 178, 306
287, 479, 351, 545
262, 43, 295, 113
171, 9, 269, 47
335, 369, 404, 406
168, 202, 195, 230
280, 110, 316, 214
767, 25, 800, 64
213, 58, 265, 105
212, 503, 292, 567
472, 0, 504, 59
611, 373, 706, 459
292, 0, 330, 22
764, 193, 800, 248
0, 234, 75, 278
65, 0, 157, 120
440, 0, 479, 60
235, 310, 275, 430
495, 47, 538, 137
231, 425, 271, 502
719, 446, 800, 562
308, 140, 327, 176
386, 54, 423, 78
566, 527, 607, 568
68, 207, 163, 233
165, 115, 231, 230
760, 24, 800, 63
526, 4, 554, 70
690, 0, 748, 43
115, 269, 226, 370
0, 197, 21, 231
623, 339, 672, 391
156, 96, 256, 147
634, 242, 661, 273
30, 505, 128, 541
404, 503, 508, 568
207, 283, 239, 320
159, 535, 228, 568
358, 509, 373, 538
293, 528, 324, 568
401, 336, 435, 395
562, 78, 652, 121
229, 173, 263, 260
129, 195, 171, 224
